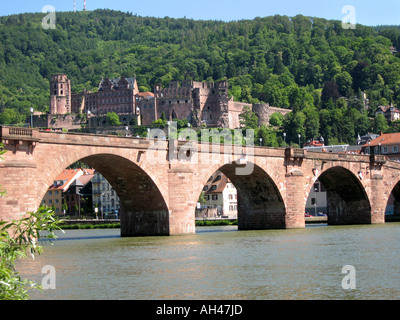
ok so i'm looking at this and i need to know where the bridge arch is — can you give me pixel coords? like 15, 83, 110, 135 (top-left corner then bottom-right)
385, 179, 400, 217
310, 166, 372, 225
36, 152, 169, 236
196, 161, 286, 229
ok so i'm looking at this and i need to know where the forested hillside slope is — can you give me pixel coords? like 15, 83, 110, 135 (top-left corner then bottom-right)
1, 9, 400, 144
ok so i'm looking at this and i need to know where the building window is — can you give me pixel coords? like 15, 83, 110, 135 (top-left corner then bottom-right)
311, 198, 316, 205
212, 194, 218, 200
314, 183, 319, 192
382, 146, 388, 154
393, 146, 399, 153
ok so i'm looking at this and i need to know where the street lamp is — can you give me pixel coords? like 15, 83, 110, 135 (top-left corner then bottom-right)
298, 134, 301, 148
125, 126, 129, 137
30, 107, 34, 128
259, 137, 262, 146
283, 132, 286, 147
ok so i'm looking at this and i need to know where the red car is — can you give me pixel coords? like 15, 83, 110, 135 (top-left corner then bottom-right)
305, 212, 312, 217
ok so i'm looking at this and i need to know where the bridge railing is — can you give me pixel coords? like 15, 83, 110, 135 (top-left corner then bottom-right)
0, 126, 40, 141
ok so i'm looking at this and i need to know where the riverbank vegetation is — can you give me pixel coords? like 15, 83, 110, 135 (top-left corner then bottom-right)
58, 219, 238, 229
0, 207, 61, 300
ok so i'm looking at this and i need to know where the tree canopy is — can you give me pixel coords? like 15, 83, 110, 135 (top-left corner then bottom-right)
1, 10, 400, 144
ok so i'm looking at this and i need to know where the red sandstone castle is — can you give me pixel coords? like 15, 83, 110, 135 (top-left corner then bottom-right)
48, 74, 291, 129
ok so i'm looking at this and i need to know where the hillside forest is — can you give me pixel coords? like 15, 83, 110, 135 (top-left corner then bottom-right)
2, 10, 400, 145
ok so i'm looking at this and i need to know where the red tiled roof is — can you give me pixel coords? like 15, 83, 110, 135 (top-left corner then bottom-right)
362, 132, 400, 147
137, 92, 154, 98
204, 171, 231, 194
49, 169, 85, 190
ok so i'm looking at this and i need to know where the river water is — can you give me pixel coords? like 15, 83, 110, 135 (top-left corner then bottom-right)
16, 223, 400, 300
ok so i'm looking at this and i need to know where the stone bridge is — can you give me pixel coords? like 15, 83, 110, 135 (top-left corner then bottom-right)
1, 126, 400, 236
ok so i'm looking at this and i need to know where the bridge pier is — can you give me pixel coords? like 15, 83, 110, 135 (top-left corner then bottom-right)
284, 171, 306, 228
370, 173, 386, 224
167, 168, 196, 235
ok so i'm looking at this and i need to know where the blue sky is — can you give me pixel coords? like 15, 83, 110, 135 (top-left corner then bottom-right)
1, 0, 400, 26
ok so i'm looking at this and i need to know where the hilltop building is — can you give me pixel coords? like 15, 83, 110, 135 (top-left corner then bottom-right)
140, 79, 291, 129
38, 74, 292, 130
375, 104, 400, 122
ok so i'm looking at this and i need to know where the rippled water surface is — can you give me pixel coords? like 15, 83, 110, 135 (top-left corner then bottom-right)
16, 223, 400, 300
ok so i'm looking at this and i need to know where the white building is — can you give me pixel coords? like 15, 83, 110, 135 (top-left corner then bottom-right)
305, 180, 327, 215
91, 171, 120, 218
198, 171, 238, 219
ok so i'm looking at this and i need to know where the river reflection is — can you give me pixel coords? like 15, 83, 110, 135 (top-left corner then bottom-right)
16, 223, 400, 300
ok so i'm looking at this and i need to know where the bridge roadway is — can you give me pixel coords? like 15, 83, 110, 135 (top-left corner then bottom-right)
1, 126, 400, 236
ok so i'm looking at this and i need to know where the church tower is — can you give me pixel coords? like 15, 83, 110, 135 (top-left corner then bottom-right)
50, 74, 71, 114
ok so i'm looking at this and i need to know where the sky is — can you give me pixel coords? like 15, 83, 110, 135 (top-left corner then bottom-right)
1, 0, 400, 26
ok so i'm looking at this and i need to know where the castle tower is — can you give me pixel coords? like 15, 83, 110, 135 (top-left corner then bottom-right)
50, 74, 71, 114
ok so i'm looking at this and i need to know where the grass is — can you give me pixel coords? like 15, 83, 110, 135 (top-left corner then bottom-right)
60, 223, 120, 229
195, 219, 237, 226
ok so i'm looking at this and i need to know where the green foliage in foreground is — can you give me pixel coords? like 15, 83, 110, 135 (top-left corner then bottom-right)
0, 207, 62, 300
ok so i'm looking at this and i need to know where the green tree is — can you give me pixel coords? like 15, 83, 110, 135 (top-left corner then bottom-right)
0, 207, 62, 300
106, 112, 121, 126
269, 112, 284, 127
239, 106, 258, 129
373, 114, 389, 133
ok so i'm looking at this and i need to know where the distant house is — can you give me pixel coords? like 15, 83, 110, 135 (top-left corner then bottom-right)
375, 104, 400, 122
303, 137, 325, 148
356, 133, 379, 145
198, 171, 237, 219
64, 169, 95, 215
361, 132, 400, 161
42, 169, 93, 215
